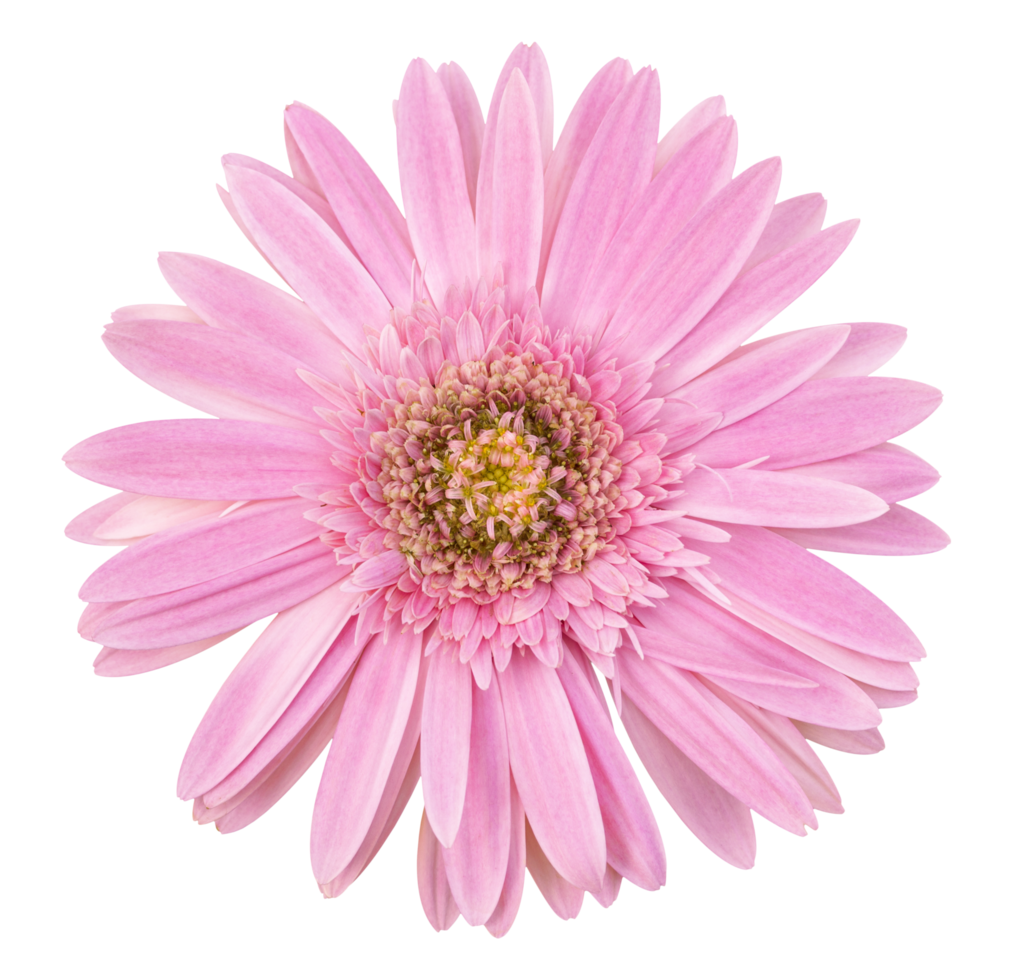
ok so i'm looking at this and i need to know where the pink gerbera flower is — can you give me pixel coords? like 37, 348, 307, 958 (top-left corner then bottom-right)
64, 43, 947, 934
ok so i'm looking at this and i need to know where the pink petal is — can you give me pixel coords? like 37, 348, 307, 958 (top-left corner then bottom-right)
442, 679, 511, 925
64, 419, 335, 499
692, 523, 925, 661
621, 697, 755, 869
673, 323, 851, 428
525, 823, 584, 920
437, 62, 485, 212
558, 652, 665, 890
103, 319, 323, 431
794, 721, 885, 755
676, 466, 887, 528
158, 252, 347, 378
93, 631, 237, 677
421, 652, 473, 847
652, 220, 860, 393
484, 778, 526, 938
348, 549, 408, 590
81, 538, 343, 650
225, 164, 389, 355
497, 652, 606, 891
66, 491, 144, 546
654, 95, 726, 174
80, 497, 318, 601
591, 866, 623, 908
575, 116, 738, 328
484, 69, 543, 299
690, 377, 943, 469
539, 57, 632, 289
284, 103, 415, 309
311, 629, 422, 883
177, 582, 358, 799
777, 442, 940, 503
772, 503, 950, 555
396, 59, 475, 305
619, 653, 815, 833
92, 495, 231, 542
111, 303, 201, 324
811, 322, 908, 379
417, 811, 460, 931
606, 158, 781, 363
739, 192, 827, 275
541, 68, 660, 332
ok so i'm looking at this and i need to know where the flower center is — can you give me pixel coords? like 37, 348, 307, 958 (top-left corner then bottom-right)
374, 352, 622, 597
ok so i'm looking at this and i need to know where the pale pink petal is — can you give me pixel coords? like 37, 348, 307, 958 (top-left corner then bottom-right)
778, 442, 940, 503
690, 377, 943, 469
497, 652, 606, 891
417, 810, 460, 931
739, 192, 827, 275
93, 495, 232, 541
421, 652, 473, 847
558, 652, 665, 890
654, 95, 726, 174
437, 62, 485, 212
525, 822, 584, 919
541, 68, 660, 332
692, 523, 925, 661
605, 158, 781, 363
485, 69, 543, 298
443, 679, 511, 925
64, 419, 335, 499
66, 491, 144, 546
673, 323, 850, 427
794, 721, 885, 755
348, 549, 408, 590
484, 778, 526, 938
224, 164, 388, 355
93, 631, 237, 677
284, 103, 415, 309
651, 220, 860, 393
676, 466, 887, 528
396, 59, 476, 305
81, 539, 343, 650
575, 116, 737, 328
158, 252, 347, 377
772, 503, 950, 555
311, 629, 422, 883
111, 303, 202, 323
177, 582, 359, 799
620, 653, 815, 833
621, 697, 755, 869
591, 865, 623, 908
811, 322, 908, 379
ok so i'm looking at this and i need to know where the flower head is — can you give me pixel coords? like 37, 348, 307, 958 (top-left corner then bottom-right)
65, 43, 946, 933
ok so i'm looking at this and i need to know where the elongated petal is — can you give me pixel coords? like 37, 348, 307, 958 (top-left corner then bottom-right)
421, 652, 472, 847
65, 419, 334, 499
158, 252, 347, 377
739, 192, 827, 274
82, 539, 343, 650
285, 103, 415, 309
691, 377, 942, 469
397, 59, 475, 305
794, 721, 884, 755
81, 497, 318, 601
484, 778, 526, 938
606, 158, 781, 362
693, 523, 925, 661
674, 324, 850, 427
177, 582, 358, 799
539, 57, 632, 287
526, 822, 585, 919
497, 652, 606, 891
486, 69, 543, 298
677, 467, 887, 528
94, 631, 236, 677
772, 503, 949, 555
66, 491, 144, 546
654, 95, 726, 174
576, 116, 737, 328
311, 630, 422, 883
778, 442, 940, 503
652, 220, 860, 393
437, 62, 484, 211
417, 811, 459, 931
811, 322, 907, 379
621, 697, 755, 868
541, 68, 660, 332
558, 653, 665, 890
443, 679, 511, 925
